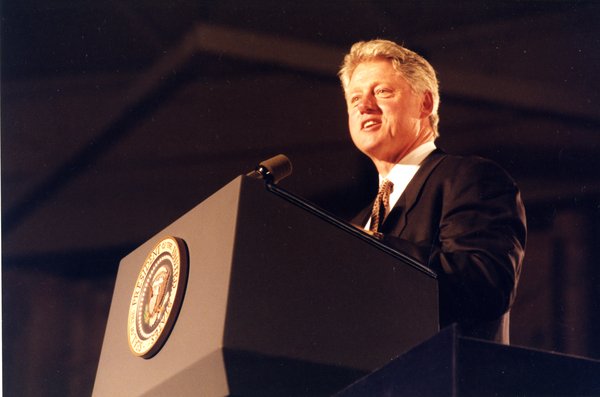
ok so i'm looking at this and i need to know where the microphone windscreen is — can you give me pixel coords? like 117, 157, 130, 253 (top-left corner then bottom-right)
259, 154, 293, 184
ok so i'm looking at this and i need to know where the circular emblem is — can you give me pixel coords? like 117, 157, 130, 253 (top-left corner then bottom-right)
127, 236, 189, 358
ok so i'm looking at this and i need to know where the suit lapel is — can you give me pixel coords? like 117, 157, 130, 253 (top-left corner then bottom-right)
383, 149, 447, 234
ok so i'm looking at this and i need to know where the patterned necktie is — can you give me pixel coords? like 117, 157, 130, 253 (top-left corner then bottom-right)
369, 179, 394, 233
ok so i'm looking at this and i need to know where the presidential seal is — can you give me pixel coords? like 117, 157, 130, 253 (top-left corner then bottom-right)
127, 236, 189, 358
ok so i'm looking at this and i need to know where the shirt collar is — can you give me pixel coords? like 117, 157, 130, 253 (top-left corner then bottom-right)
378, 141, 437, 185
399, 140, 437, 165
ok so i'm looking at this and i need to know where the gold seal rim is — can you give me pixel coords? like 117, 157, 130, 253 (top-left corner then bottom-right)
127, 236, 189, 359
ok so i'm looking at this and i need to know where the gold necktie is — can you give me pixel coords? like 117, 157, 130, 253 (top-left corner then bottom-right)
369, 179, 394, 233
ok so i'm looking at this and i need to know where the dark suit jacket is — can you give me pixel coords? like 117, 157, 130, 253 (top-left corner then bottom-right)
354, 149, 527, 343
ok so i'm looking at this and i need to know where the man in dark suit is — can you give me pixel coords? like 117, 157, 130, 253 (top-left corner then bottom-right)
339, 39, 527, 343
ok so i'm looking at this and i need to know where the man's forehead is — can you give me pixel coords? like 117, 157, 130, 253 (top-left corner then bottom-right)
347, 60, 404, 88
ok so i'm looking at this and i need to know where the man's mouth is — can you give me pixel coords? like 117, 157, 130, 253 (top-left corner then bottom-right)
362, 119, 381, 130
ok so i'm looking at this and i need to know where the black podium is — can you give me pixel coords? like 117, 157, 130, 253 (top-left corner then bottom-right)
93, 176, 439, 396
337, 325, 600, 397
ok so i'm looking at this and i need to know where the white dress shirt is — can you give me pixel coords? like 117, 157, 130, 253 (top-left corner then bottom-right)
365, 141, 437, 229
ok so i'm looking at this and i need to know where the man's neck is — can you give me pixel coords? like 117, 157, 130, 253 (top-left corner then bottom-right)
374, 138, 436, 177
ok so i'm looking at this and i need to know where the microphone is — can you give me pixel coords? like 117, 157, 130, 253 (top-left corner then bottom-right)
246, 154, 293, 184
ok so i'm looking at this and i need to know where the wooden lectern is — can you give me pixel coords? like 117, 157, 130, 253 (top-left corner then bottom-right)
93, 176, 439, 396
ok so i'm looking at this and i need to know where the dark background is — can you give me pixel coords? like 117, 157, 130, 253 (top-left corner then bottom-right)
2, 1, 600, 396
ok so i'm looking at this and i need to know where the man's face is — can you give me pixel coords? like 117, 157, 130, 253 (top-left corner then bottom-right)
346, 58, 431, 165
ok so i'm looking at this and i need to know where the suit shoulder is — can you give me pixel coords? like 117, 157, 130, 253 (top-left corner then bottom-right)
437, 153, 517, 185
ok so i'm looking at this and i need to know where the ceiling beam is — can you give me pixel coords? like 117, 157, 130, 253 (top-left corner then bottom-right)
188, 22, 599, 123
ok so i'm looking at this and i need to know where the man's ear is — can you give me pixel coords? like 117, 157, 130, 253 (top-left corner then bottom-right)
420, 91, 434, 119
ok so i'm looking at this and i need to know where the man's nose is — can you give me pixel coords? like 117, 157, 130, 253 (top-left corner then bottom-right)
357, 95, 377, 113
